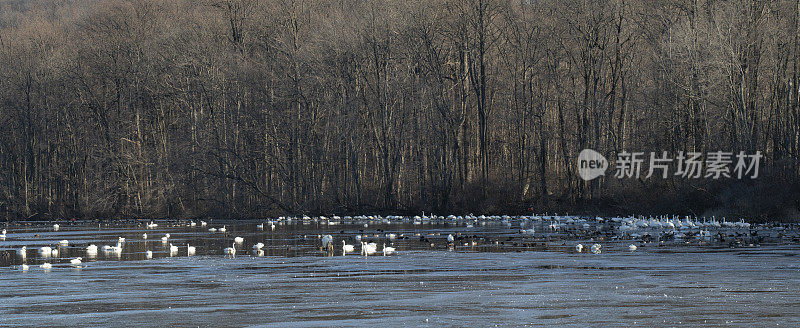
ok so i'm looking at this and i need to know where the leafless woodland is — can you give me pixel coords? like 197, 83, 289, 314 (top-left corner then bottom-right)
1, 0, 799, 220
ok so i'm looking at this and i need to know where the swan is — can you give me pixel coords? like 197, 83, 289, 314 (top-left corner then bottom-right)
219, 225, 227, 233
40, 262, 52, 270
59, 240, 69, 246
187, 244, 196, 255
321, 235, 333, 251
20, 264, 29, 271
590, 244, 602, 254
252, 242, 264, 250
161, 234, 170, 242
53, 224, 60, 231
224, 242, 236, 255
383, 243, 395, 255
628, 244, 638, 252
361, 242, 377, 255
234, 236, 244, 244
209, 228, 217, 232
146, 221, 158, 228
145, 250, 153, 259
142, 233, 147, 239
342, 240, 354, 253
39, 246, 53, 257
575, 244, 584, 253
169, 244, 179, 255
86, 244, 98, 254
17, 246, 27, 257
70, 257, 82, 266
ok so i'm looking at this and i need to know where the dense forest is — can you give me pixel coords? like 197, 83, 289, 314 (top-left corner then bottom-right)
1, 0, 799, 221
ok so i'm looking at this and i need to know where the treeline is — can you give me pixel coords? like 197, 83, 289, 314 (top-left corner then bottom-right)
0, 0, 799, 221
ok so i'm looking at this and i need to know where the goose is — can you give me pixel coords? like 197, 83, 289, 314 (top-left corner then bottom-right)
59, 240, 69, 246
169, 244, 179, 255
161, 234, 170, 242
383, 243, 396, 255
252, 242, 265, 250
219, 226, 227, 233
628, 244, 638, 252
86, 244, 98, 254
234, 236, 244, 244
187, 244, 196, 256
53, 224, 60, 231
208, 228, 217, 232
70, 257, 82, 266
142, 233, 148, 239
575, 244, 584, 253
20, 264, 29, 271
590, 244, 602, 254
342, 240, 354, 253
145, 250, 153, 259
17, 246, 27, 257
39, 246, 53, 257
224, 243, 236, 255
40, 262, 52, 270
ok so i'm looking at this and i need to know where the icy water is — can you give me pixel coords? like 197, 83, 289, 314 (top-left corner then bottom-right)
1, 220, 799, 327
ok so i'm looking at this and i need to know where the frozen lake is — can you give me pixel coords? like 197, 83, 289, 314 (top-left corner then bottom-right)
1, 219, 799, 326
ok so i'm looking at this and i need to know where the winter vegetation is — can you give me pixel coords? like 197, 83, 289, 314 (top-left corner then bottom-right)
0, 0, 799, 221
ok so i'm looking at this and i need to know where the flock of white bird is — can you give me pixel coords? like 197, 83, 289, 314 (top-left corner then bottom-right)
3, 213, 767, 271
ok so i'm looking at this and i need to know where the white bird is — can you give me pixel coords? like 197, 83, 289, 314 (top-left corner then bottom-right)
383, 243, 395, 255
321, 235, 333, 249
361, 242, 377, 255
161, 234, 170, 242
252, 242, 265, 250
575, 244, 584, 253
40, 262, 52, 270
145, 250, 153, 259
17, 246, 27, 257
219, 225, 227, 233
187, 244, 196, 255
70, 257, 82, 266
200, 221, 207, 227
86, 244, 98, 254
234, 236, 244, 244
224, 242, 236, 255
51, 248, 59, 257
109, 242, 123, 255
189, 221, 196, 227
208, 228, 217, 232
169, 244, 179, 255
142, 233, 148, 239
270, 223, 276, 230
52, 224, 60, 231
59, 240, 69, 246
590, 244, 602, 254
118, 237, 126, 243
39, 246, 53, 257
342, 240, 354, 253
447, 234, 455, 243
146, 221, 158, 228
628, 244, 638, 252
20, 264, 29, 271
